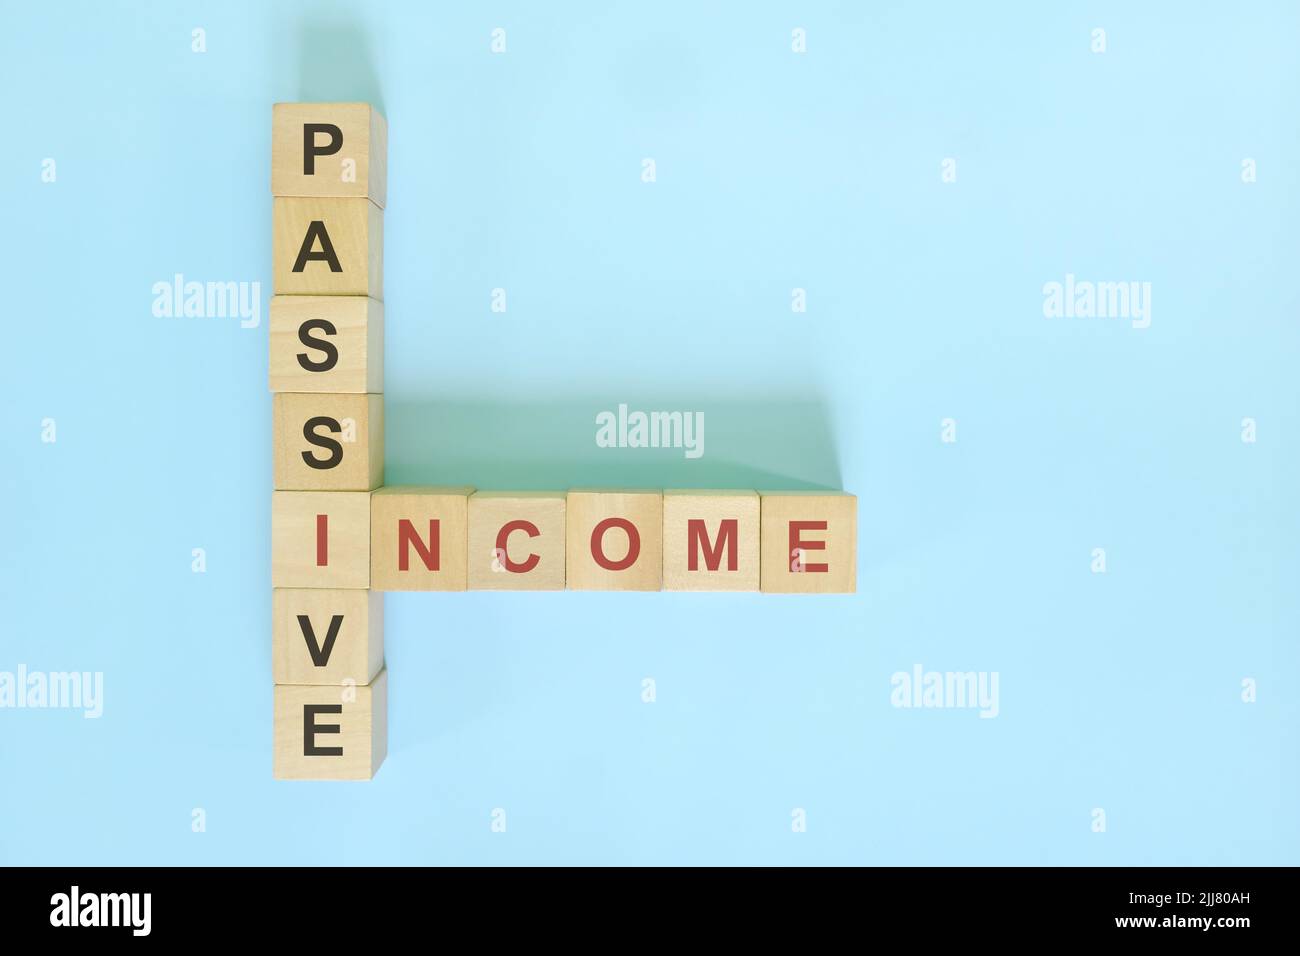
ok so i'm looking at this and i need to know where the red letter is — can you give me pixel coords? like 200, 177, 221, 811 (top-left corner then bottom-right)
496, 519, 540, 573
591, 517, 640, 571
687, 518, 738, 571
789, 520, 827, 573
398, 519, 439, 571
315, 514, 328, 566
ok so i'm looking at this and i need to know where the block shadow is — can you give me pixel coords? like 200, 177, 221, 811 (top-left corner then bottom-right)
293, 18, 385, 112
383, 396, 843, 491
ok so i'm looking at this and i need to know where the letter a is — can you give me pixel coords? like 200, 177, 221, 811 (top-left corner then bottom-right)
293, 221, 343, 273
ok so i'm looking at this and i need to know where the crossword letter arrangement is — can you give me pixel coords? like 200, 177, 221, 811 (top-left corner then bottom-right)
269, 104, 858, 780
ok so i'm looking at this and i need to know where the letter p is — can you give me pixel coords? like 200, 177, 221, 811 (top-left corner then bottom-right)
303, 123, 343, 175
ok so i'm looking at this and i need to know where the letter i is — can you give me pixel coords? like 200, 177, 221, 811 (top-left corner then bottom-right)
316, 514, 328, 566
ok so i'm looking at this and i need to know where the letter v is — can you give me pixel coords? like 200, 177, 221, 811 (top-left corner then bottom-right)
297, 614, 343, 667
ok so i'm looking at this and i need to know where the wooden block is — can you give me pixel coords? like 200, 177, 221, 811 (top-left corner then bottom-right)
273, 197, 383, 297
273, 668, 387, 780
272, 393, 383, 491
269, 296, 383, 393
371, 486, 474, 591
759, 492, 857, 594
272, 103, 387, 206
662, 489, 760, 591
467, 492, 566, 590
565, 490, 663, 591
272, 588, 383, 685
272, 491, 370, 589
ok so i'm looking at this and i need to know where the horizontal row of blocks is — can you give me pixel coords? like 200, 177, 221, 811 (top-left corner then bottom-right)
274, 488, 857, 593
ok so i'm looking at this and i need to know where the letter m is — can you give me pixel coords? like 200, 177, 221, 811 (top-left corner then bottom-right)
101, 894, 129, 927
1097, 281, 1128, 317
687, 518, 738, 571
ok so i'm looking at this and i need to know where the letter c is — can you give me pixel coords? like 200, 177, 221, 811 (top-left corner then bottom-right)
495, 520, 540, 573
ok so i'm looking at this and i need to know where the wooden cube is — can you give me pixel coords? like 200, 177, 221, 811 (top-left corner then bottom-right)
273, 668, 387, 780
269, 296, 383, 393
566, 490, 662, 591
272, 491, 370, 589
371, 486, 474, 591
272, 102, 387, 206
272, 393, 383, 491
662, 490, 760, 591
759, 492, 857, 594
273, 197, 382, 297
272, 588, 383, 685
467, 492, 566, 590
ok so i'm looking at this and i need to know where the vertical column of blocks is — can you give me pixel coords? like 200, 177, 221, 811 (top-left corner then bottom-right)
270, 103, 388, 780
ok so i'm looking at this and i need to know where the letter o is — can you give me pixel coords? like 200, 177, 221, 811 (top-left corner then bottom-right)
590, 517, 640, 571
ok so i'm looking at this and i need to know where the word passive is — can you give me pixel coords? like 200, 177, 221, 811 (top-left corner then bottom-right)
270, 102, 388, 782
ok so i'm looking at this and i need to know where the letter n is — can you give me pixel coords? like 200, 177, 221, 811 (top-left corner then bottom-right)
398, 519, 439, 571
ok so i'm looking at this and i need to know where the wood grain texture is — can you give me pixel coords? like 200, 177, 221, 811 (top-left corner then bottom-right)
269, 296, 383, 393
273, 197, 383, 297
370, 486, 475, 591
662, 490, 760, 591
272, 588, 383, 685
273, 668, 387, 780
272, 392, 383, 491
565, 490, 663, 591
272, 102, 387, 207
759, 492, 857, 593
467, 492, 566, 590
272, 491, 371, 589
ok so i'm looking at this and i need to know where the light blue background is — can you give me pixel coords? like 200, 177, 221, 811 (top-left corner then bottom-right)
2, 1, 1297, 865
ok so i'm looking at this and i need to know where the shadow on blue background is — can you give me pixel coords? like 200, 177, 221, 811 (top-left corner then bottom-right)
295, 17, 385, 112
385, 396, 843, 489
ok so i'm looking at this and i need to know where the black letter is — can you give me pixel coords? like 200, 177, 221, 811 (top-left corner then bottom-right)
303, 123, 342, 175
297, 614, 344, 667
297, 318, 339, 372
302, 416, 343, 469
303, 704, 343, 756
292, 221, 343, 273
